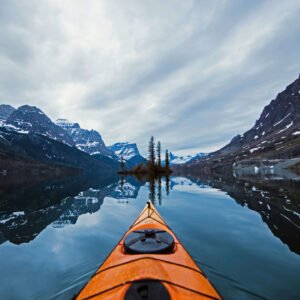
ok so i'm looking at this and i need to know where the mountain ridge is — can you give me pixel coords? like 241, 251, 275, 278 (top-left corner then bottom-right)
0, 106, 118, 183
169, 152, 207, 165
179, 75, 300, 172
56, 118, 116, 158
0, 104, 15, 122
6, 105, 75, 146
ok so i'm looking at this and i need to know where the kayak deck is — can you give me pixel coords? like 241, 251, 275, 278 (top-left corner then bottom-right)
76, 201, 222, 300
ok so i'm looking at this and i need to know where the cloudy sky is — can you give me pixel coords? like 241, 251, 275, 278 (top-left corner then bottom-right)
1, 0, 300, 156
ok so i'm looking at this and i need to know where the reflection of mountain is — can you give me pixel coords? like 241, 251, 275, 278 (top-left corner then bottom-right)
0, 199, 72, 244
0, 175, 142, 244
52, 189, 106, 228
110, 177, 143, 199
188, 174, 300, 255
53, 177, 143, 228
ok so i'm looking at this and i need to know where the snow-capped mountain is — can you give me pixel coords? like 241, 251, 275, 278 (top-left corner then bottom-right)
5, 105, 75, 146
109, 142, 141, 160
109, 142, 147, 168
0, 125, 117, 175
56, 118, 116, 158
0, 106, 118, 179
182, 74, 300, 171
212, 74, 300, 158
0, 104, 15, 122
169, 152, 207, 164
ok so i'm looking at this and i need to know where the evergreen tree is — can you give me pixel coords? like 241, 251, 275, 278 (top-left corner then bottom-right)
148, 136, 155, 168
165, 149, 170, 169
157, 141, 161, 168
157, 176, 162, 205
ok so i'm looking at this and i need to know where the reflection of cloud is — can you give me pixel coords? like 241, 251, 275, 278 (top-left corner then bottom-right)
51, 243, 62, 254
75, 212, 103, 228
171, 177, 224, 195
1, 1, 300, 155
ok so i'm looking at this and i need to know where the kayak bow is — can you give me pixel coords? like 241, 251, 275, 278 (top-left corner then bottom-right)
76, 201, 222, 300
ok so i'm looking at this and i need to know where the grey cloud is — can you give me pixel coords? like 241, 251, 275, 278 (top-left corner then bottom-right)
1, 0, 300, 156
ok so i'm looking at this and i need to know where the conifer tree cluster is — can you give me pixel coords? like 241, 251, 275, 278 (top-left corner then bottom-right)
118, 136, 172, 175
147, 136, 171, 173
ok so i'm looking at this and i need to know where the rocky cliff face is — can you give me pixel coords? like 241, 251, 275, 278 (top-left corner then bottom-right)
56, 119, 116, 158
186, 76, 300, 171
217, 76, 300, 157
109, 142, 146, 168
109, 142, 141, 159
0, 106, 119, 183
6, 106, 75, 146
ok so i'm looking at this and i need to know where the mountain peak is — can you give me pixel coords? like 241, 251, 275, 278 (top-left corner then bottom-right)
108, 142, 146, 168
56, 119, 80, 129
109, 142, 141, 160
18, 105, 44, 114
0, 104, 16, 122
5, 105, 75, 146
57, 118, 115, 157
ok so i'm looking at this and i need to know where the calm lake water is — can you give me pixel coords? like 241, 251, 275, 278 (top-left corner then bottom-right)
0, 174, 299, 300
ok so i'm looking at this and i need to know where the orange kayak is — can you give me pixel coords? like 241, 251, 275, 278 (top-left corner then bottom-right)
76, 201, 222, 300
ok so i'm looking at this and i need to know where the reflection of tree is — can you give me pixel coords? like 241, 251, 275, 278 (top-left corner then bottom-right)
166, 175, 170, 196
120, 156, 126, 173
129, 174, 171, 205
119, 175, 125, 192
157, 176, 162, 205
149, 177, 156, 204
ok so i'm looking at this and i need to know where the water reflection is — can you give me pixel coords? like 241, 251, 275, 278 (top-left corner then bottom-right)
183, 173, 300, 255
119, 174, 170, 205
0, 173, 300, 299
1, 173, 299, 255
0, 175, 143, 245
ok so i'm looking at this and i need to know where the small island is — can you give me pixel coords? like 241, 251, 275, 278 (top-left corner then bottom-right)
118, 136, 173, 175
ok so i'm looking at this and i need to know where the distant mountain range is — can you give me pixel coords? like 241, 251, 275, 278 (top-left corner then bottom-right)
3, 74, 296, 179
169, 152, 207, 164
0, 104, 150, 181
180, 74, 300, 173
0, 105, 118, 180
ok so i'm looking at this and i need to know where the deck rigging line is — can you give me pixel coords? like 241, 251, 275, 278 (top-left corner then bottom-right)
94, 256, 205, 277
